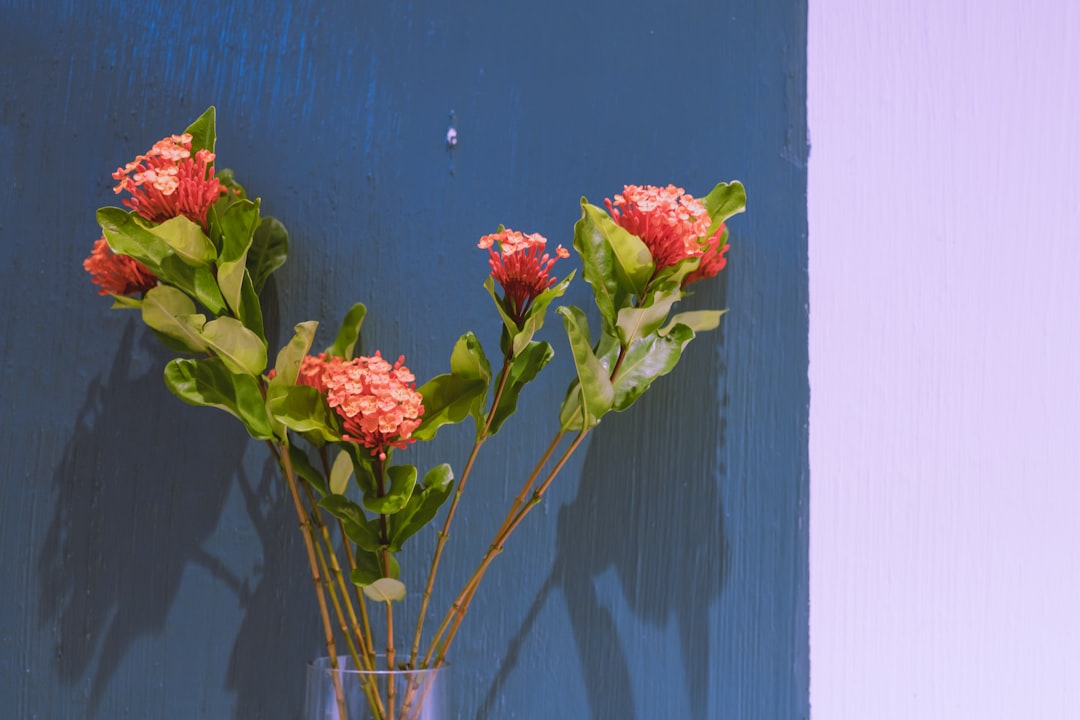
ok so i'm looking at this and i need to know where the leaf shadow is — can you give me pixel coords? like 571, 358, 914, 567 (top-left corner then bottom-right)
478, 285, 730, 720
37, 320, 250, 716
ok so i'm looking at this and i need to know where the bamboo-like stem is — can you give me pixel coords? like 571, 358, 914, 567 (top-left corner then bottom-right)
319, 446, 378, 664
275, 442, 349, 720
409, 352, 515, 667
311, 522, 363, 670
491, 431, 566, 542
301, 480, 374, 671
424, 430, 586, 667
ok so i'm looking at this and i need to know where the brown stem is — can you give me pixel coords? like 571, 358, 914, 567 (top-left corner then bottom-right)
319, 446, 378, 664
274, 442, 348, 720
410, 352, 515, 667
425, 430, 586, 667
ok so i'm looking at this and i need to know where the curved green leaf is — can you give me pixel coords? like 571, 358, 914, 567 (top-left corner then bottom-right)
288, 445, 328, 495
363, 464, 417, 515
217, 199, 260, 314
351, 550, 400, 586
581, 202, 653, 297
201, 316, 267, 376
700, 180, 747, 234
388, 464, 454, 551
572, 199, 628, 333
413, 374, 485, 441
320, 495, 382, 552
449, 332, 491, 435
183, 106, 217, 155
363, 577, 406, 603
141, 285, 209, 353
148, 215, 216, 267
98, 208, 227, 314
163, 357, 274, 440
235, 270, 265, 340
615, 283, 681, 345
247, 216, 289, 294
488, 340, 554, 436
557, 306, 614, 430
324, 303, 367, 360
611, 324, 695, 411
329, 449, 353, 495
268, 384, 341, 442
272, 321, 318, 387
661, 309, 726, 335
512, 270, 575, 354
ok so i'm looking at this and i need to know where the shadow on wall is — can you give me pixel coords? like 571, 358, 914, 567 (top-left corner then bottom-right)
37, 321, 249, 715
224, 454, 320, 720
478, 291, 731, 720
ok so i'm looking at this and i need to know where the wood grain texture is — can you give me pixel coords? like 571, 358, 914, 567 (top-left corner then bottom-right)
809, 2, 1080, 718
0, 1, 808, 717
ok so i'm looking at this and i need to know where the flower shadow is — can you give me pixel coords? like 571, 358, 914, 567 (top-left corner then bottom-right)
37, 320, 249, 715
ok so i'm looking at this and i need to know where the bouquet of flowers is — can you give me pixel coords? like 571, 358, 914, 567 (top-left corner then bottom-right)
84, 107, 745, 719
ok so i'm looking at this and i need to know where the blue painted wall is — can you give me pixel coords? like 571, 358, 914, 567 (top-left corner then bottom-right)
0, 1, 807, 717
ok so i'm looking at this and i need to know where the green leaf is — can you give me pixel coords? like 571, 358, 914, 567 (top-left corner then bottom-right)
389, 464, 454, 551
363, 464, 416, 515
581, 202, 653, 297
700, 180, 747, 235
247, 216, 289, 294
615, 283, 682, 345
163, 358, 274, 440
288, 445, 328, 495
109, 295, 143, 310
611, 324, 695, 411
488, 341, 554, 436
320, 495, 382, 552
351, 550, 400, 586
413, 374, 486, 441
557, 306, 614, 430
511, 270, 575, 355
140, 285, 209, 353
661, 309, 726, 335
324, 303, 367, 360
184, 106, 217, 155
98, 208, 227, 314
483, 275, 520, 340
99, 207, 176, 269
573, 199, 631, 333
268, 384, 341, 442
236, 270, 266, 340
363, 577, 406, 603
272, 321, 319, 387
216, 199, 260, 315
200, 316, 268, 376
449, 332, 492, 435
329, 449, 353, 495
147, 216, 217, 267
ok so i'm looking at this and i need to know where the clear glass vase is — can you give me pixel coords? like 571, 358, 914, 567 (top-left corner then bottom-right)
304, 655, 448, 720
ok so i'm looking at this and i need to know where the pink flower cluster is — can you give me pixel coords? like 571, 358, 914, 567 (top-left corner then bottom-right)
605, 184, 728, 285
478, 229, 570, 324
297, 352, 425, 460
112, 133, 226, 229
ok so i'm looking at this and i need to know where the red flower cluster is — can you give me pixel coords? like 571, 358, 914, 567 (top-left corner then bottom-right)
112, 133, 226, 229
605, 184, 728, 285
478, 229, 570, 324
298, 352, 425, 460
82, 236, 158, 296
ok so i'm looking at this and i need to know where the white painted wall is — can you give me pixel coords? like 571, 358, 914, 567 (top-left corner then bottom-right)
809, 2, 1080, 718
